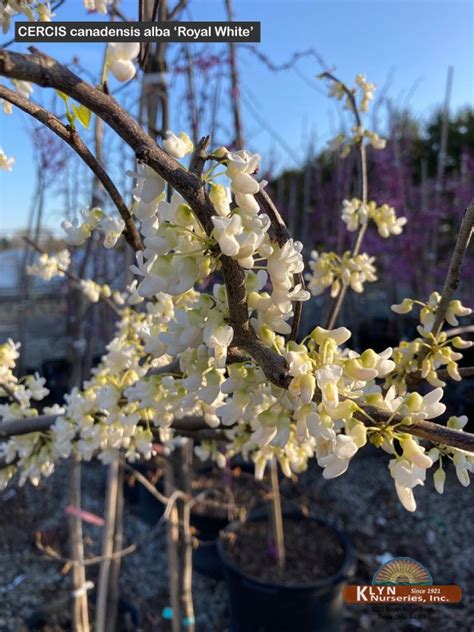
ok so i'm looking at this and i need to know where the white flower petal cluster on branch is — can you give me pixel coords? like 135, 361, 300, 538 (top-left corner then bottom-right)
26, 249, 70, 281
306, 250, 377, 297
107, 42, 140, 83
163, 131, 194, 159
388, 293, 473, 391
2, 117, 473, 515
61, 207, 125, 248
84, 0, 112, 14
0, 1, 52, 34
341, 198, 407, 237
0, 147, 15, 171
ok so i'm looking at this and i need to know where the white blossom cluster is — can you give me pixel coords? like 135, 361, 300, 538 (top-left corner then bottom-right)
84, 0, 112, 14
26, 249, 70, 281
323, 74, 387, 157
1, 66, 472, 515
0, 146, 15, 171
106, 42, 140, 83
306, 250, 377, 297
341, 198, 407, 237
387, 293, 473, 391
61, 207, 125, 248
0, 0, 52, 34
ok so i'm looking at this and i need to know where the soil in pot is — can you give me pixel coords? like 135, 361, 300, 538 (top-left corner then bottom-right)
219, 512, 355, 632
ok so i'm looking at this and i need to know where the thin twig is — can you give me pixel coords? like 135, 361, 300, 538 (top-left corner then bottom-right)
425, 203, 474, 339
0, 85, 143, 252
321, 73, 368, 329
0, 382, 22, 405
255, 188, 305, 340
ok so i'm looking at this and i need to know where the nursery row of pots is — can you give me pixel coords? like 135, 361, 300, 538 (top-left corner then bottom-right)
126, 462, 356, 632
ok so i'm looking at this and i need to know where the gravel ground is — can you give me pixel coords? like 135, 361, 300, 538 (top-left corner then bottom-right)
0, 450, 472, 632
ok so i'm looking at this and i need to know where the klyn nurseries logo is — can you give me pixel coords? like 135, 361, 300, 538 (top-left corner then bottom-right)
344, 557, 462, 604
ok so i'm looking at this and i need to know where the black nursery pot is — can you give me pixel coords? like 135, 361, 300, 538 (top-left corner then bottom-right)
217, 512, 356, 632
191, 511, 229, 578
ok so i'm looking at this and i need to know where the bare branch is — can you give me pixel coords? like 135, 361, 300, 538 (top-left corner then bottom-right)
0, 382, 22, 405
168, 0, 189, 21
437, 366, 474, 379
427, 202, 473, 338
0, 414, 58, 438
188, 135, 210, 177
321, 73, 368, 329
255, 188, 305, 340
0, 84, 143, 252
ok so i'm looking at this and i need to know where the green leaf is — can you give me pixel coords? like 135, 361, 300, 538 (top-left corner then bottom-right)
55, 90, 70, 104
66, 109, 76, 130
72, 103, 92, 130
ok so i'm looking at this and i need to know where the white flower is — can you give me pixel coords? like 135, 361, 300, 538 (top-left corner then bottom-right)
84, 0, 113, 14
129, 164, 166, 207
318, 435, 358, 479
25, 373, 49, 400
226, 150, 261, 194
100, 215, 125, 248
341, 198, 368, 232
209, 184, 232, 216
433, 467, 446, 494
12, 80, 33, 100
453, 451, 472, 487
27, 250, 70, 281
0, 147, 15, 171
107, 42, 140, 82
61, 220, 91, 246
212, 214, 242, 256
400, 437, 433, 469
316, 365, 342, 409
203, 324, 234, 368
80, 279, 102, 303
389, 458, 428, 512
163, 131, 194, 159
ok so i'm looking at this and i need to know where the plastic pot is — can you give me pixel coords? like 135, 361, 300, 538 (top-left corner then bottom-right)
137, 477, 165, 525
191, 511, 230, 579
217, 511, 356, 632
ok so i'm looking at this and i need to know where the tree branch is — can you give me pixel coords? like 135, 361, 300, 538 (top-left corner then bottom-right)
320, 73, 368, 329
0, 84, 143, 252
427, 202, 473, 338
255, 188, 305, 340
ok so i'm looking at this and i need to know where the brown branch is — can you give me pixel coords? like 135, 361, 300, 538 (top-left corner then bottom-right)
320, 73, 368, 329
437, 366, 474, 379
188, 135, 210, 177
426, 202, 473, 339
168, 0, 189, 21
0, 414, 58, 438
409, 202, 473, 375
0, 48, 283, 380
358, 407, 474, 453
0, 84, 143, 252
1, 49, 472, 456
256, 189, 305, 340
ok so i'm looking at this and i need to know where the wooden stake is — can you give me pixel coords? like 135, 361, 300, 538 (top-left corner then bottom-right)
95, 458, 120, 632
165, 439, 195, 632
69, 456, 90, 632
269, 459, 286, 571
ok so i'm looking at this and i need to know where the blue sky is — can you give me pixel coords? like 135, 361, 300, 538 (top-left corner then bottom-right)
1, 0, 473, 234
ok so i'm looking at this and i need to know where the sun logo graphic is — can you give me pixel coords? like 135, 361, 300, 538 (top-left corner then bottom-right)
343, 556, 461, 605
372, 557, 432, 586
